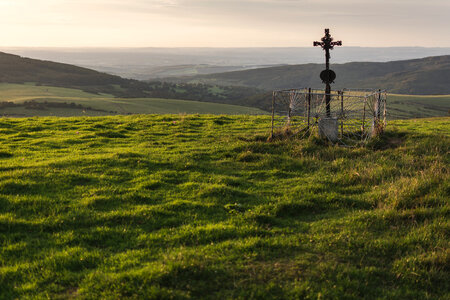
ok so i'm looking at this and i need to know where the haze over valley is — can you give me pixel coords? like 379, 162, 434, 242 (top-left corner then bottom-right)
2, 47, 450, 80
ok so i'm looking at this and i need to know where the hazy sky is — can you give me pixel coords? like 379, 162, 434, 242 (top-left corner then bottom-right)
0, 0, 449, 47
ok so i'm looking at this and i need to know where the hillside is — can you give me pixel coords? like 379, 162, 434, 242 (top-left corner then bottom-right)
0, 52, 448, 118
0, 82, 448, 119
0, 115, 448, 299
0, 51, 145, 97
167, 55, 450, 95
0, 52, 263, 103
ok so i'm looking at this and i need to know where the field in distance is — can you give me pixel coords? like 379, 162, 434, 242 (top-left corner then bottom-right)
1, 83, 449, 119
0, 115, 448, 299
388, 94, 450, 119
0, 83, 267, 117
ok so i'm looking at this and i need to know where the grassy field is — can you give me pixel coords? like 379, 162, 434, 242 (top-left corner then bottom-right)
0, 83, 267, 116
1, 83, 450, 119
0, 83, 113, 101
388, 94, 450, 119
0, 115, 448, 299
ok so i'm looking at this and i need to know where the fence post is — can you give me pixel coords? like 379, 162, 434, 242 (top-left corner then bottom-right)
362, 96, 367, 135
377, 89, 382, 121
307, 88, 311, 129
340, 90, 344, 138
372, 93, 379, 137
287, 90, 295, 126
271, 91, 275, 138
383, 91, 387, 127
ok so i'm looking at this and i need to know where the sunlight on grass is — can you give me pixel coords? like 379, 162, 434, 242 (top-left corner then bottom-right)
0, 115, 448, 299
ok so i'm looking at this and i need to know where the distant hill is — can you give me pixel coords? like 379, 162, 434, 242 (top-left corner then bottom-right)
0, 51, 155, 97
0, 52, 262, 104
0, 52, 448, 118
166, 55, 450, 95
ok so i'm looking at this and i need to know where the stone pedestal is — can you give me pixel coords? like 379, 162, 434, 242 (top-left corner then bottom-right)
319, 118, 339, 142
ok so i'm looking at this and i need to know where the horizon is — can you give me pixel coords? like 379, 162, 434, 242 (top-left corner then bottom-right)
2, 46, 450, 50
1, 46, 449, 75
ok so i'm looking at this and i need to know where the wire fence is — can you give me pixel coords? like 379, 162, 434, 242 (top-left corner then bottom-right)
270, 88, 387, 146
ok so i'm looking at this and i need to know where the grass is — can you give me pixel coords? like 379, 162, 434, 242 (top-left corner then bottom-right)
0, 83, 267, 117
388, 94, 450, 119
0, 114, 448, 299
1, 83, 450, 119
0, 82, 113, 101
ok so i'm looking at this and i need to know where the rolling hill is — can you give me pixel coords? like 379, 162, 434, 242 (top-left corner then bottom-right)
0, 52, 264, 108
0, 52, 448, 118
0, 51, 147, 97
0, 82, 447, 119
167, 55, 450, 95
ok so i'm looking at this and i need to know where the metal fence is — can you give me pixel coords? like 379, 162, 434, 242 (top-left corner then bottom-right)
270, 88, 387, 145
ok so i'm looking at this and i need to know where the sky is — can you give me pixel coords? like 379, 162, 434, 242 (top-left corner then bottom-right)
0, 0, 449, 47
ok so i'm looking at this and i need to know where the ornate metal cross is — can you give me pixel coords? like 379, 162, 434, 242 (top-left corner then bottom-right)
314, 28, 342, 117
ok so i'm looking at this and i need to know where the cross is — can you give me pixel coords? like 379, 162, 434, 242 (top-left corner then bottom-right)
314, 28, 342, 70
314, 28, 342, 117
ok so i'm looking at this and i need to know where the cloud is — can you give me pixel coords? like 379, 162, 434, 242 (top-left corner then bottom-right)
0, 0, 448, 46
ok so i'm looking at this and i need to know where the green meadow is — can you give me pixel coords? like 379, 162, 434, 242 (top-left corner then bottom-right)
388, 94, 450, 119
0, 83, 267, 116
0, 115, 448, 299
1, 83, 450, 119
